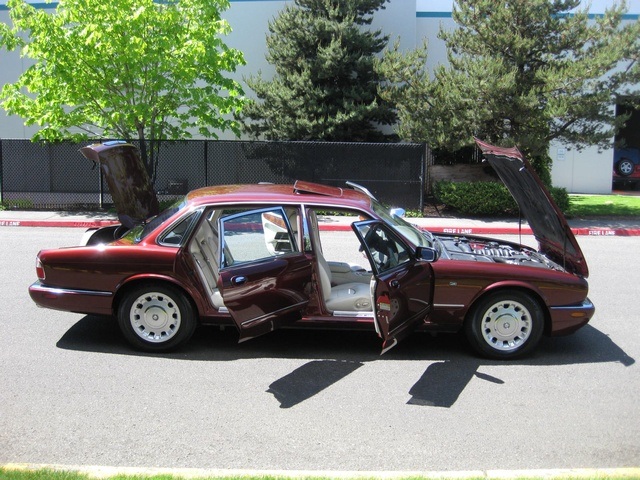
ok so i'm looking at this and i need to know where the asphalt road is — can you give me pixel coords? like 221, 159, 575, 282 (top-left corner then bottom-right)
1, 227, 638, 472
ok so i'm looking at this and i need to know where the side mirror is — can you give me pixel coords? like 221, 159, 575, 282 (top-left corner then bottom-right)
416, 246, 438, 262
390, 207, 405, 218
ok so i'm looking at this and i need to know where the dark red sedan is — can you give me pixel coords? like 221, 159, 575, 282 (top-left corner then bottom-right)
29, 140, 594, 359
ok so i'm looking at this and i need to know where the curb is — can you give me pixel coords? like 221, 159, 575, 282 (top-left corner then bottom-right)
0, 219, 119, 229
2, 218, 640, 236
319, 223, 640, 237
3, 464, 640, 479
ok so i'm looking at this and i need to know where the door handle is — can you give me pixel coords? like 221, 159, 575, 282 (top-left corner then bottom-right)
232, 275, 247, 286
390, 280, 399, 289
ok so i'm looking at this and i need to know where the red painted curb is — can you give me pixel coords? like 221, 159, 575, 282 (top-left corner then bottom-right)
318, 223, 640, 236
0, 219, 119, 228
2, 219, 639, 236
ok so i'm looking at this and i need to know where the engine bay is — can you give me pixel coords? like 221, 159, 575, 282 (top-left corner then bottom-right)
434, 234, 563, 270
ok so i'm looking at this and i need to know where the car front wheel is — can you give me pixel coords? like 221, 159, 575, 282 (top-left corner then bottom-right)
465, 291, 544, 360
118, 284, 196, 352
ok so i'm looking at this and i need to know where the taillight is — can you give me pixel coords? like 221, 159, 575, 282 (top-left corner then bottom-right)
36, 257, 45, 280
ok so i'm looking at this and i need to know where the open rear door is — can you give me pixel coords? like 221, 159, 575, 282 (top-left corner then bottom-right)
218, 207, 312, 342
352, 220, 434, 353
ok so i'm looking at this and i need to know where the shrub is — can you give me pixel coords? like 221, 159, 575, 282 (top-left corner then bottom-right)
433, 181, 518, 216
0, 198, 34, 210
433, 181, 569, 216
549, 186, 570, 213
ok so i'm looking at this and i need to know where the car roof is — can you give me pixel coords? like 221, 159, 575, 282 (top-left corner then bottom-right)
186, 180, 373, 211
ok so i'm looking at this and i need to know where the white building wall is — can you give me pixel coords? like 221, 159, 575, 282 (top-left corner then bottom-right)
550, 143, 614, 194
415, 0, 640, 194
2, 0, 639, 192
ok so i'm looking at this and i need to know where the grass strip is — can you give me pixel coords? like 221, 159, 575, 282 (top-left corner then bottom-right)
2, 467, 640, 480
569, 194, 640, 217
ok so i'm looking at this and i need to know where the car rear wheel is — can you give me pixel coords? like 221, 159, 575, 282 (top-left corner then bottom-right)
616, 159, 635, 177
118, 284, 196, 352
465, 291, 544, 360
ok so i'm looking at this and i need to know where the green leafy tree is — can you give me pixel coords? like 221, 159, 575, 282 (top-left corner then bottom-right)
379, 0, 640, 181
240, 0, 395, 142
0, 0, 246, 181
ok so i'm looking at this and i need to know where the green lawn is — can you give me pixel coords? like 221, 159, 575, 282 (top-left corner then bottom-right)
2, 468, 640, 480
569, 194, 640, 217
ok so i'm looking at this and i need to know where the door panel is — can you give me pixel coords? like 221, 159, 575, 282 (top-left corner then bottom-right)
219, 207, 312, 341
353, 221, 434, 353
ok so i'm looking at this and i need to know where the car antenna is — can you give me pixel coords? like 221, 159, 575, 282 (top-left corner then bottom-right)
345, 181, 377, 200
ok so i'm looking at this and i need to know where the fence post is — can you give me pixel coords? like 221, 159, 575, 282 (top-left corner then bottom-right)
423, 142, 433, 207
419, 143, 426, 210
99, 161, 104, 209
204, 140, 208, 186
0, 139, 3, 204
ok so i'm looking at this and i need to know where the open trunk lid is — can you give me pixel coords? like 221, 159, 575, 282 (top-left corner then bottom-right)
80, 141, 159, 228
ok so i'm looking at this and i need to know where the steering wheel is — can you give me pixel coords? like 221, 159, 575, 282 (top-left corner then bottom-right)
364, 226, 394, 271
113, 225, 129, 239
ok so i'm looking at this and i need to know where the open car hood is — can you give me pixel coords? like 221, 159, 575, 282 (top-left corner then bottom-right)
80, 141, 159, 228
476, 139, 588, 277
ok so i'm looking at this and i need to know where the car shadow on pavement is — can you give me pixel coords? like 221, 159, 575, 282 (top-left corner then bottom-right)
57, 316, 634, 409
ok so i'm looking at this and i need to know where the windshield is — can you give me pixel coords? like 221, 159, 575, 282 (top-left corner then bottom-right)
371, 198, 433, 248
125, 197, 189, 243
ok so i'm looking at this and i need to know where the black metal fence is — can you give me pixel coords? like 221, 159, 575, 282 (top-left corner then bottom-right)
0, 139, 428, 210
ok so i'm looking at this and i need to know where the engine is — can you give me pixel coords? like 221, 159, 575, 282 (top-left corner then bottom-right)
435, 235, 563, 270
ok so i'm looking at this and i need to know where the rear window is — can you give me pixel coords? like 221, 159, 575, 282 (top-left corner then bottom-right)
127, 197, 188, 243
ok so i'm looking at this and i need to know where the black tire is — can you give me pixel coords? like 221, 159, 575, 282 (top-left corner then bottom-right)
465, 290, 544, 360
117, 283, 196, 352
616, 159, 635, 177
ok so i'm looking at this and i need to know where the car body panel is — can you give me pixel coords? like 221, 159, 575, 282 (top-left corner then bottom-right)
217, 206, 313, 341
80, 142, 159, 227
29, 140, 595, 355
352, 220, 434, 352
475, 139, 588, 277
219, 254, 313, 341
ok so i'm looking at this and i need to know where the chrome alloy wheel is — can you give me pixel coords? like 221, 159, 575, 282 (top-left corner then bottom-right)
129, 291, 182, 343
480, 299, 532, 352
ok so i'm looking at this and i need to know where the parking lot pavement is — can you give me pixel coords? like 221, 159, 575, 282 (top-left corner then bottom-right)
2, 228, 639, 473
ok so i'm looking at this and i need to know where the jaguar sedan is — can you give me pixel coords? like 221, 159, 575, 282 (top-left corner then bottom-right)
29, 140, 594, 359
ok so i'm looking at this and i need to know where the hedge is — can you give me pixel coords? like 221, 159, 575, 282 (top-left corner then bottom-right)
433, 181, 570, 216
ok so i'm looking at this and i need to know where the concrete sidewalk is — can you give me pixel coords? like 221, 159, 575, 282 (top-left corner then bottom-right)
1, 209, 639, 236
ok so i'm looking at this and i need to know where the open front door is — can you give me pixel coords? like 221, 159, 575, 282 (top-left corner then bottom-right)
352, 220, 434, 353
218, 207, 312, 342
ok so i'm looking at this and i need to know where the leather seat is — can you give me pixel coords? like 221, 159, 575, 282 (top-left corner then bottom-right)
307, 210, 373, 312
189, 213, 225, 309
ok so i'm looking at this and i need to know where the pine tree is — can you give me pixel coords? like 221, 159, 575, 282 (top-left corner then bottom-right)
240, 0, 395, 142
379, 0, 640, 180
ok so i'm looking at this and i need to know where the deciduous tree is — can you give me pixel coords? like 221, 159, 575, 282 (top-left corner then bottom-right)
0, 0, 246, 181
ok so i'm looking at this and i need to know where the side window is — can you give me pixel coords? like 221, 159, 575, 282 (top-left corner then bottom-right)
355, 222, 411, 274
220, 207, 298, 267
158, 210, 201, 246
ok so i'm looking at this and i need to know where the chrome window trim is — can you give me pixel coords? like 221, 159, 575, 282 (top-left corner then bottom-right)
31, 283, 112, 297
549, 298, 594, 311
157, 207, 204, 247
